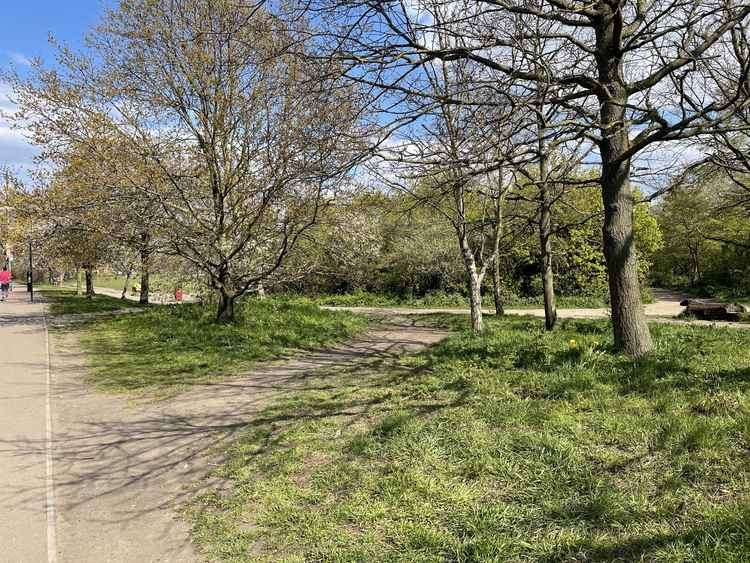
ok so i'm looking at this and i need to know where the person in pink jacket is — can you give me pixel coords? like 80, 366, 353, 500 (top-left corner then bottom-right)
0, 266, 11, 301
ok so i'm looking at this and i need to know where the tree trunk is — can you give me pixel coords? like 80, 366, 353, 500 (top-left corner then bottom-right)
121, 267, 133, 300
601, 161, 652, 356
539, 191, 557, 330
537, 106, 557, 331
84, 268, 95, 299
257, 281, 266, 300
596, 12, 653, 357
216, 290, 235, 322
459, 241, 484, 333
76, 269, 83, 295
492, 183, 505, 317
492, 260, 504, 316
139, 234, 150, 305
539, 186, 557, 331
467, 269, 483, 333
689, 245, 700, 286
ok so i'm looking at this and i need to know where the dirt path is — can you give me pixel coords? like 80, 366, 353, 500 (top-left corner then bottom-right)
323, 289, 687, 319
324, 288, 750, 329
43, 320, 448, 562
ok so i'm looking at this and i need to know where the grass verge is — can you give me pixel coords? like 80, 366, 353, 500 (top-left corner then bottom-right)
188, 315, 750, 562
78, 298, 368, 395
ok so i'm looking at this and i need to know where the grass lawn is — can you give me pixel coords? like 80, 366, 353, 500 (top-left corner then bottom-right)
188, 315, 750, 562
41, 287, 145, 315
78, 299, 368, 395
92, 274, 131, 291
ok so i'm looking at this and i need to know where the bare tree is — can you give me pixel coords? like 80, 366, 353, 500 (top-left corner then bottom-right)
307, 0, 750, 356
372, 35, 527, 333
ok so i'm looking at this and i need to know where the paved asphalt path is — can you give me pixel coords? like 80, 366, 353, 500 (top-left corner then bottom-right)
0, 290, 52, 563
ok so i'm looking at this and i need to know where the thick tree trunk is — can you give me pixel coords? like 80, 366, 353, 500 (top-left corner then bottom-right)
139, 234, 150, 305
84, 268, 95, 299
596, 11, 653, 357
216, 290, 235, 322
492, 260, 504, 316
601, 157, 652, 356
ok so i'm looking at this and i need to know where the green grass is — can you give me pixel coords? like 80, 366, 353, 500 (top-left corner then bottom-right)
41, 287, 145, 315
303, 290, 609, 310
78, 298, 368, 395
91, 274, 131, 291
188, 315, 750, 562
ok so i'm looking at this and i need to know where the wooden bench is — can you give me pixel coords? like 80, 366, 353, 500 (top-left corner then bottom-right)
679, 299, 747, 321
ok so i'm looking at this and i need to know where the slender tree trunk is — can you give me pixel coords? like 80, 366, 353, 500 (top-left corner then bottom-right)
537, 109, 557, 331
596, 13, 653, 357
492, 261, 504, 316
458, 240, 484, 333
492, 186, 505, 317
76, 269, 83, 295
689, 246, 700, 286
257, 281, 266, 300
84, 268, 95, 299
139, 234, 150, 305
539, 189, 557, 331
467, 268, 483, 333
121, 267, 133, 300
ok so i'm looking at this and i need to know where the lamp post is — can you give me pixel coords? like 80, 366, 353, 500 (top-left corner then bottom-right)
27, 238, 33, 303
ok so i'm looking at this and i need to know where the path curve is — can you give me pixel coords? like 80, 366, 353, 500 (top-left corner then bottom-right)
3, 292, 449, 562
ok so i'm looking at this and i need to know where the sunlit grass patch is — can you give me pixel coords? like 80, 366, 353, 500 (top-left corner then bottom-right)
188, 315, 750, 562
78, 298, 368, 395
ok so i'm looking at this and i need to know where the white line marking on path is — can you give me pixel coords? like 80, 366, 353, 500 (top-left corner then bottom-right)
43, 314, 58, 563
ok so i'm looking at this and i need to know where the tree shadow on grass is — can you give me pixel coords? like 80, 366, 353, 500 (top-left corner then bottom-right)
539, 504, 750, 562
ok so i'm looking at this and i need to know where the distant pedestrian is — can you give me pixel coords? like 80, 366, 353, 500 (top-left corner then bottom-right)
0, 267, 11, 302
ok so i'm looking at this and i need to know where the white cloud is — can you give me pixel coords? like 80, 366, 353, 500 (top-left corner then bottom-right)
7, 52, 32, 67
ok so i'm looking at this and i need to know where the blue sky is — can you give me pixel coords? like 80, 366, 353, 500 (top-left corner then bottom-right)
1, 1, 110, 176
